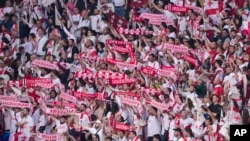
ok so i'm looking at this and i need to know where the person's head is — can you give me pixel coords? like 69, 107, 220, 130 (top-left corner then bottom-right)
211, 95, 219, 103
184, 128, 194, 137
102, 27, 110, 35
222, 29, 229, 37
153, 134, 161, 141
173, 128, 182, 138
228, 45, 235, 53
29, 33, 36, 40
105, 137, 112, 141
225, 66, 232, 75
22, 108, 30, 117
189, 85, 195, 93
92, 134, 100, 141
19, 46, 25, 54
215, 59, 223, 68
181, 110, 187, 119
59, 116, 66, 124
97, 42, 105, 51
32, 101, 38, 108
128, 131, 137, 139
205, 116, 213, 126
148, 54, 156, 62
85, 39, 93, 48
50, 90, 57, 98
148, 106, 157, 116
95, 120, 102, 129
37, 28, 45, 37
5, 0, 12, 7
118, 131, 125, 138
68, 39, 75, 47
230, 30, 237, 38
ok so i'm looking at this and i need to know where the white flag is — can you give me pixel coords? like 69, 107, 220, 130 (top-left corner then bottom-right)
42, 0, 56, 7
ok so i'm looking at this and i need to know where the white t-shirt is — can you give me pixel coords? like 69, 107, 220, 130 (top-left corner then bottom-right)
55, 120, 68, 134
2, 109, 11, 131
75, 113, 90, 126
20, 115, 34, 137
147, 61, 160, 69
180, 117, 194, 129
36, 114, 47, 132
147, 115, 161, 137
32, 108, 40, 125
89, 128, 104, 141
9, 110, 22, 133
113, 0, 125, 7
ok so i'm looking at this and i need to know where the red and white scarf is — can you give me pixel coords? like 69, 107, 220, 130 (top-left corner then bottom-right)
162, 43, 189, 53
110, 78, 136, 85
73, 91, 98, 99
35, 133, 62, 140
32, 59, 59, 70
96, 70, 125, 79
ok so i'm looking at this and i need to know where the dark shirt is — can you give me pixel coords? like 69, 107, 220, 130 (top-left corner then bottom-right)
208, 103, 222, 121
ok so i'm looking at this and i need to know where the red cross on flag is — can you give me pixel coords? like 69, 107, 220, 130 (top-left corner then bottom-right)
229, 103, 242, 125
203, 0, 224, 24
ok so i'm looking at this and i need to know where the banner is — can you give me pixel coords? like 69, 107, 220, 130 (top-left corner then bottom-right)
36, 133, 61, 140
0, 95, 17, 101
150, 100, 169, 111
113, 122, 131, 131
122, 97, 141, 107
60, 93, 78, 103
114, 91, 140, 99
73, 92, 98, 99
96, 71, 125, 79
182, 54, 199, 67
162, 43, 189, 53
117, 28, 144, 35
45, 107, 75, 115
164, 5, 189, 12
0, 101, 31, 108
32, 59, 59, 70
22, 78, 52, 87
105, 58, 137, 70
110, 78, 136, 85
140, 88, 162, 95
106, 40, 132, 45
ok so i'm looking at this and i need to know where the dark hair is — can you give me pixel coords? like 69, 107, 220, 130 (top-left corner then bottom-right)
215, 59, 223, 67
130, 131, 137, 136
29, 33, 36, 39
153, 134, 161, 140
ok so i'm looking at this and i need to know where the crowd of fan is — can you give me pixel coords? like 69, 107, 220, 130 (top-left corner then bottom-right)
0, 0, 249, 141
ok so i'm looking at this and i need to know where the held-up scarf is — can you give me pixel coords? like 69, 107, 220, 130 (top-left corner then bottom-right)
0, 100, 32, 108
150, 100, 169, 111
35, 133, 62, 141
140, 87, 162, 95
73, 91, 98, 99
45, 107, 75, 116
106, 39, 132, 45
113, 122, 131, 131
162, 43, 189, 53
109, 45, 130, 53
59, 93, 78, 103
164, 5, 189, 12
110, 78, 136, 85
96, 70, 125, 79
0, 95, 17, 101
114, 91, 140, 99
32, 59, 59, 70
122, 96, 141, 107
105, 58, 137, 70
181, 54, 199, 67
